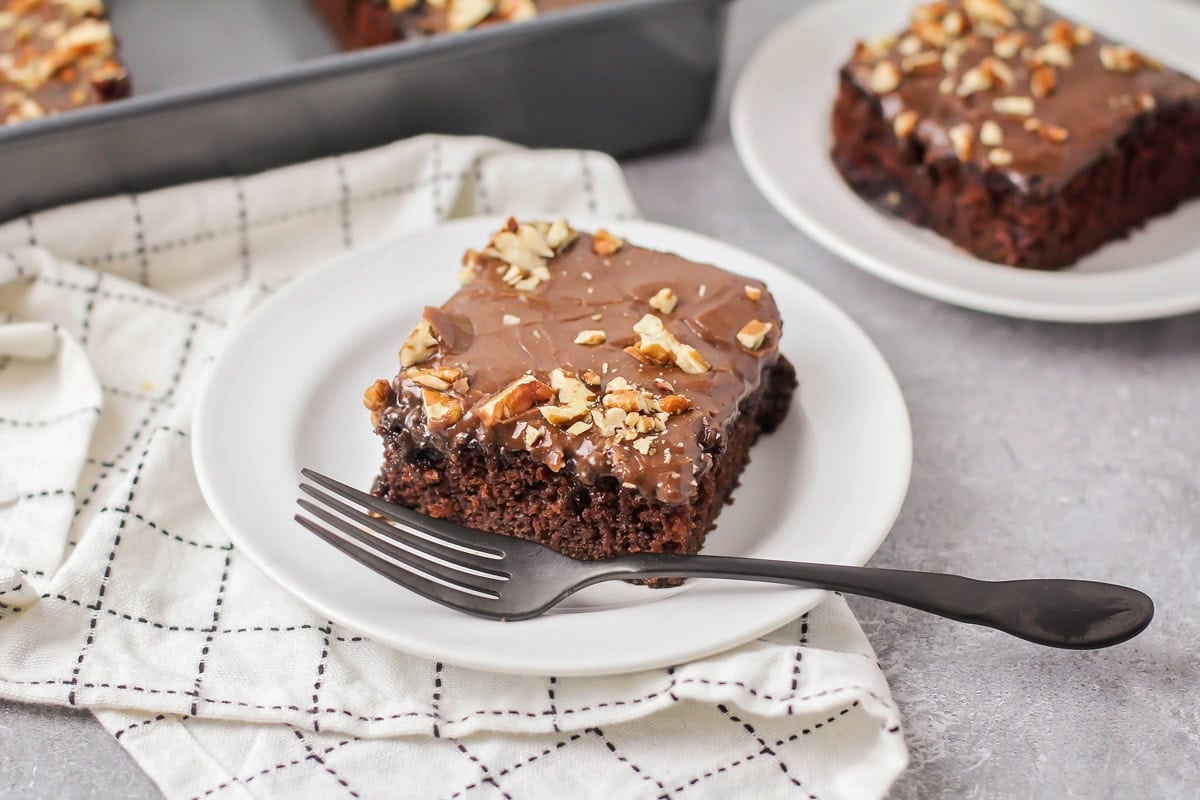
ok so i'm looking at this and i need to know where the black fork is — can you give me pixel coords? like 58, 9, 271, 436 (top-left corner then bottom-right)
295, 469, 1154, 648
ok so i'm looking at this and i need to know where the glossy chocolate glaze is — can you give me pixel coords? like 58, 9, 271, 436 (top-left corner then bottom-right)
845, 1, 1200, 192
372, 225, 785, 505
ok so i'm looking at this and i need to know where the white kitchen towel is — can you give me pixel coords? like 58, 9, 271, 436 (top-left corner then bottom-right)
0, 134, 907, 800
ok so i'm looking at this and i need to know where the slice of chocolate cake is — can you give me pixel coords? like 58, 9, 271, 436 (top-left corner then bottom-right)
313, 0, 595, 51
363, 218, 796, 571
0, 0, 129, 126
831, 0, 1200, 269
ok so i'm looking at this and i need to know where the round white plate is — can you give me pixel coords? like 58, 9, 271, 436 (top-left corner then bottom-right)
732, 0, 1200, 323
193, 216, 912, 676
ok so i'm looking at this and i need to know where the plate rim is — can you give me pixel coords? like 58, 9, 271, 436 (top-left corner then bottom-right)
731, 0, 1200, 324
192, 215, 913, 676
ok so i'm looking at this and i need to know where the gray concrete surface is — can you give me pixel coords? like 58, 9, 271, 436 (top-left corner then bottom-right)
3, 1, 1199, 798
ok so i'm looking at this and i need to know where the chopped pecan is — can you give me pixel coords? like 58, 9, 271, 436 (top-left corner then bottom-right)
400, 319, 439, 368
574, 329, 606, 345
550, 368, 596, 406
658, 394, 694, 415
893, 109, 920, 139
540, 404, 591, 426
649, 287, 678, 314
629, 314, 711, 375
993, 96, 1035, 117
403, 367, 464, 392
979, 120, 1004, 146
363, 379, 394, 416
592, 228, 624, 256
603, 389, 653, 414
949, 122, 975, 160
422, 389, 463, 430
591, 407, 627, 437
869, 61, 902, 94
1030, 65, 1057, 98
736, 320, 773, 351
475, 375, 554, 426
987, 148, 1014, 167
566, 420, 593, 436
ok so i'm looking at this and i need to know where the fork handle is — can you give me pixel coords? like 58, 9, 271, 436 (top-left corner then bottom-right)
583, 555, 1153, 650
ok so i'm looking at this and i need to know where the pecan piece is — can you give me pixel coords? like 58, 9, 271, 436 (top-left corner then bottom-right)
475, 375, 555, 426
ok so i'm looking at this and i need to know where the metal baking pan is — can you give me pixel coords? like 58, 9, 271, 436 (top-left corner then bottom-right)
0, 0, 728, 222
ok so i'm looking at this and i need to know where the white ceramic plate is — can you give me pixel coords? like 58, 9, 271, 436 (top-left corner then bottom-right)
193, 216, 911, 676
732, 0, 1200, 323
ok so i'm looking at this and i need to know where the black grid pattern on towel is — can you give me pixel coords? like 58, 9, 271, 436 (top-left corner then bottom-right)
0, 136, 901, 800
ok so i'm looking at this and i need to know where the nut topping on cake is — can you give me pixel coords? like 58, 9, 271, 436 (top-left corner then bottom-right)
993, 95, 1035, 116
902, 52, 942, 76
544, 218, 578, 250
980, 119, 1004, 146
550, 368, 596, 406
987, 147, 1014, 166
574, 329, 607, 345
869, 61, 902, 94
458, 249, 483, 285
603, 388, 653, 413
658, 394, 694, 415
963, 0, 1015, 27
523, 424, 543, 447
1032, 42, 1072, 68
422, 389, 464, 429
363, 380, 394, 425
627, 314, 711, 374
446, 0, 496, 31
649, 287, 678, 314
1030, 65, 1057, 97
911, 20, 947, 49
591, 228, 624, 256
949, 122, 975, 160
957, 65, 994, 97
483, 218, 561, 292
898, 34, 924, 56
1041, 19, 1075, 49
736, 320, 774, 351
403, 366, 464, 391
536, 370, 597, 428
566, 420, 593, 436
993, 30, 1028, 58
476, 375, 555, 426
540, 404, 591, 426
1036, 122, 1070, 142
1100, 45, 1162, 73
400, 319, 439, 367
744, 285, 764, 302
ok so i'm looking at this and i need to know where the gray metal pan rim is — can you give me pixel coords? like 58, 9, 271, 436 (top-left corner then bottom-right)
0, 0, 715, 145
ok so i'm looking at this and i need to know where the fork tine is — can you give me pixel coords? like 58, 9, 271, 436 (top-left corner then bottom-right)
300, 468, 505, 557
295, 515, 503, 615
299, 483, 506, 578
296, 498, 505, 595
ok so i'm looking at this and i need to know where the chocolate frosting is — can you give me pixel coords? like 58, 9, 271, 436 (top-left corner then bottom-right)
371, 223, 785, 505
845, 0, 1200, 192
